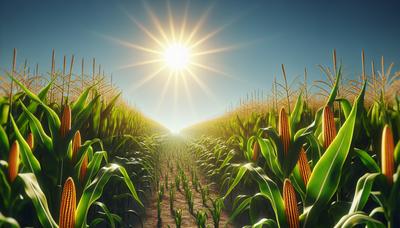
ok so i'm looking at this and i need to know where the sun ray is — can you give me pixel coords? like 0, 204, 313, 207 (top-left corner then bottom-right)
155, 71, 173, 112
189, 62, 232, 78
179, 0, 190, 43
142, 1, 170, 43
185, 4, 214, 45
130, 65, 166, 91
186, 68, 216, 101
118, 59, 164, 70
103, 35, 163, 55
181, 70, 196, 116
126, 14, 166, 48
192, 45, 237, 56
167, 0, 176, 41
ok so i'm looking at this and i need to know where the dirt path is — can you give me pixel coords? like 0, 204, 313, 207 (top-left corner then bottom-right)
143, 140, 232, 228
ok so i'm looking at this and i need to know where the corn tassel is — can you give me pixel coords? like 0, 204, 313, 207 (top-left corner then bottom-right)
26, 132, 34, 150
8, 141, 20, 183
59, 177, 76, 228
283, 179, 299, 228
79, 155, 88, 182
279, 107, 290, 155
252, 140, 259, 161
322, 106, 337, 148
381, 125, 394, 184
60, 105, 71, 138
72, 131, 81, 162
298, 148, 311, 186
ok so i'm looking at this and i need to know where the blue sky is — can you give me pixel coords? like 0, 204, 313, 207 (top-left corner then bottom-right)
1, 0, 399, 131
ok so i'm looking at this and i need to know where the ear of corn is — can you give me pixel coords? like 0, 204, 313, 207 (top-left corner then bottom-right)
298, 148, 311, 186
279, 107, 290, 155
381, 124, 394, 184
72, 130, 81, 162
26, 132, 34, 150
283, 179, 299, 228
59, 177, 76, 228
322, 105, 337, 148
60, 105, 71, 138
8, 140, 20, 182
79, 155, 88, 182
252, 140, 259, 161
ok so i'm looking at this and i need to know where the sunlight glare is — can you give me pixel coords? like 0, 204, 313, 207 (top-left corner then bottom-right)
163, 43, 190, 71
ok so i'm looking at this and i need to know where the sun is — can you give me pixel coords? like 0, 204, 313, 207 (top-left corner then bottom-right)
106, 1, 236, 131
163, 42, 191, 71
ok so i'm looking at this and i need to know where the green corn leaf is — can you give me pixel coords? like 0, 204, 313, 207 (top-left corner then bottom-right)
101, 93, 121, 120
394, 141, 400, 166
348, 173, 380, 214
19, 101, 53, 151
302, 81, 365, 226
8, 75, 61, 139
0, 125, 9, 156
224, 163, 287, 227
79, 150, 108, 188
326, 66, 341, 106
258, 138, 283, 179
229, 195, 251, 221
251, 218, 278, 228
16, 80, 52, 127
334, 211, 385, 228
71, 86, 93, 117
69, 95, 100, 139
10, 116, 41, 174
93, 201, 117, 228
354, 148, 380, 173
261, 127, 284, 168
0, 169, 11, 208
337, 98, 352, 120
0, 212, 20, 228
18, 173, 58, 228
75, 163, 143, 228
290, 92, 304, 138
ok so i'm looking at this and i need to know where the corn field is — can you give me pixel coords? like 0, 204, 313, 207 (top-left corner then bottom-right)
1, 48, 400, 228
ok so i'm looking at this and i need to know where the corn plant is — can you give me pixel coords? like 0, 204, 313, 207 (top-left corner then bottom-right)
174, 208, 182, 228
196, 210, 208, 228
169, 185, 175, 212
209, 198, 224, 228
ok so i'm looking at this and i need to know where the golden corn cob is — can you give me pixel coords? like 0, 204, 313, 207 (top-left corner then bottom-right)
59, 177, 76, 228
298, 148, 311, 186
279, 107, 290, 155
26, 132, 34, 150
72, 131, 81, 162
252, 140, 259, 161
60, 105, 71, 138
381, 125, 394, 184
79, 155, 88, 182
322, 106, 337, 148
283, 179, 299, 228
8, 141, 20, 183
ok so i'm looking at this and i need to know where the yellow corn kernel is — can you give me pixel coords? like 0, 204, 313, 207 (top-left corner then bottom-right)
26, 132, 34, 150
8, 141, 20, 183
59, 177, 76, 228
279, 107, 290, 155
298, 148, 311, 186
322, 106, 337, 148
60, 105, 71, 138
283, 179, 299, 228
381, 125, 394, 184
79, 155, 88, 182
72, 131, 81, 162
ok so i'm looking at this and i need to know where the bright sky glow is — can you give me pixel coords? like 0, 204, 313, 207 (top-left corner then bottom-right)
163, 43, 190, 71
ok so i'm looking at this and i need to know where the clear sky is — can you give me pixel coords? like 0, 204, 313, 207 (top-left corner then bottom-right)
1, 0, 399, 132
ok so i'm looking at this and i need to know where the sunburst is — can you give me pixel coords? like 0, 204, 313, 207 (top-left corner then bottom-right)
108, 1, 236, 132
